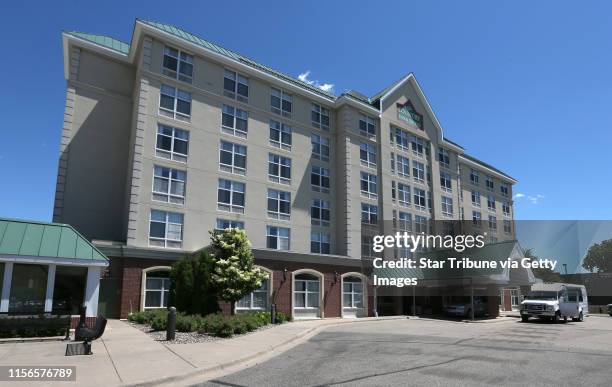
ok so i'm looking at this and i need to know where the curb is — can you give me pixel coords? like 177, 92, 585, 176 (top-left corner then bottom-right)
125, 316, 406, 386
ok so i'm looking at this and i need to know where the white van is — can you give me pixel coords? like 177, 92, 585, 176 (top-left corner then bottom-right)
520, 283, 588, 323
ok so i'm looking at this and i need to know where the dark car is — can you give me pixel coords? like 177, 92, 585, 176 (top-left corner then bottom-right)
608, 304, 612, 316
444, 296, 487, 318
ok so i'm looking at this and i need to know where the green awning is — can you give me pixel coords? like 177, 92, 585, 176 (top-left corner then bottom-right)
0, 218, 108, 264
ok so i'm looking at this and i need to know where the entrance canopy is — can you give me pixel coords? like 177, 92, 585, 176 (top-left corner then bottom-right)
0, 218, 108, 316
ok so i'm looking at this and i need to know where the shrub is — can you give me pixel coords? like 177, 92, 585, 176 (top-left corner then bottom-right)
170, 253, 219, 316
276, 312, 292, 324
176, 314, 202, 332
128, 309, 167, 325
150, 314, 168, 331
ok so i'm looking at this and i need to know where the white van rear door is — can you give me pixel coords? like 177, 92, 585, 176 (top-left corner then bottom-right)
560, 290, 579, 317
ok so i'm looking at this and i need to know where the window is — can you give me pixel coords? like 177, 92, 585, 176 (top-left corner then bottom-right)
217, 179, 245, 213
440, 172, 452, 192
487, 195, 496, 211
312, 103, 330, 130
221, 104, 248, 137
149, 210, 184, 248
152, 166, 186, 204
237, 277, 268, 310
267, 189, 291, 220
223, 69, 249, 103
360, 172, 378, 199
413, 161, 425, 183
359, 115, 376, 138
311, 166, 330, 192
397, 183, 411, 206
414, 188, 426, 210
294, 274, 319, 309
361, 203, 378, 224
500, 183, 509, 196
162, 46, 193, 83
411, 135, 425, 157
8, 264, 47, 314
360, 142, 377, 168
144, 271, 170, 309
502, 201, 511, 216
503, 219, 512, 234
343, 277, 363, 309
311, 232, 331, 254
390, 152, 396, 173
486, 176, 495, 191
268, 154, 291, 184
489, 215, 498, 232
159, 84, 191, 121
215, 219, 244, 231
311, 134, 330, 161
271, 88, 292, 117
311, 199, 330, 226
394, 127, 409, 150
397, 155, 410, 177
269, 120, 292, 150
415, 216, 428, 234
439, 148, 450, 168
441, 196, 454, 217
266, 226, 290, 250
392, 181, 396, 200
472, 211, 482, 227
361, 235, 375, 257
470, 169, 480, 185
156, 124, 189, 162
219, 141, 247, 175
398, 212, 412, 232
471, 190, 481, 207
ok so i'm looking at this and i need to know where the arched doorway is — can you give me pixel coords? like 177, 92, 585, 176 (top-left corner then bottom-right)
292, 270, 323, 319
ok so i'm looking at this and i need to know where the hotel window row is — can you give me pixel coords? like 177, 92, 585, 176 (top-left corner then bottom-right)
390, 153, 430, 184
390, 127, 429, 158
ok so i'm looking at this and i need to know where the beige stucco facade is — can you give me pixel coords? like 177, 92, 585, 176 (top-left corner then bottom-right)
54, 21, 517, 260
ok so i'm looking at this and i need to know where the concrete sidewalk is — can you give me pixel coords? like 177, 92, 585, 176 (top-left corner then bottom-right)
0, 316, 404, 387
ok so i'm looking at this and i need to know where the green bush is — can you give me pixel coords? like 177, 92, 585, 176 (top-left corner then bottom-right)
128, 309, 167, 325
176, 314, 202, 332
276, 312, 292, 324
150, 314, 168, 331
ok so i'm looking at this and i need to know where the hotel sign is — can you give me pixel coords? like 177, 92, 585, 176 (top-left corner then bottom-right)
397, 101, 423, 129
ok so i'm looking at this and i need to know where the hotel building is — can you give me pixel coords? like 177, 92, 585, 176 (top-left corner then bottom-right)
54, 20, 519, 319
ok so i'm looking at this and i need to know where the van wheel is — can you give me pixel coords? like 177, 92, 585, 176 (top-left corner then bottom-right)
578, 312, 584, 322
521, 316, 529, 322
563, 316, 567, 323
553, 312, 560, 323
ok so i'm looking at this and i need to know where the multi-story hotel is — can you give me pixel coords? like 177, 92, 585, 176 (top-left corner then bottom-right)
54, 19, 521, 319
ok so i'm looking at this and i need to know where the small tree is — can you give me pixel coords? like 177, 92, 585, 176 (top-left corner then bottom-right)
169, 251, 219, 315
208, 228, 267, 314
582, 239, 612, 273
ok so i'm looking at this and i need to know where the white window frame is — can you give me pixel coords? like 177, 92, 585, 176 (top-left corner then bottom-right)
439, 147, 450, 168
360, 172, 378, 199
162, 46, 193, 83
413, 161, 425, 183
215, 219, 244, 231
219, 140, 247, 175
152, 165, 186, 205
398, 211, 412, 232
470, 169, 480, 185
223, 69, 249, 103
311, 166, 330, 193
487, 195, 496, 211
266, 226, 290, 250
500, 183, 509, 197
310, 232, 331, 254
394, 127, 410, 150
398, 182, 411, 207
141, 266, 172, 310
411, 135, 425, 157
268, 153, 292, 185
472, 190, 481, 207
486, 176, 495, 191
271, 87, 292, 118
156, 124, 189, 163
292, 270, 323, 318
441, 196, 454, 217
217, 179, 245, 213
489, 215, 498, 232
236, 269, 271, 311
159, 84, 191, 121
311, 103, 330, 130
472, 211, 482, 227
221, 104, 248, 138
502, 201, 511, 217
397, 154, 410, 178
311, 199, 330, 226
440, 172, 452, 192
415, 215, 428, 234
359, 114, 376, 139
342, 277, 364, 310
269, 120, 292, 151
311, 134, 330, 162
361, 203, 378, 224
360, 142, 377, 169
414, 188, 426, 211
267, 189, 291, 220
149, 210, 184, 248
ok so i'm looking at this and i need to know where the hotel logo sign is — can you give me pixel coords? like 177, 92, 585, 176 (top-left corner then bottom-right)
397, 101, 423, 129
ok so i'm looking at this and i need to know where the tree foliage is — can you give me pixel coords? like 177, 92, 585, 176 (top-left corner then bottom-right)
169, 251, 219, 315
582, 239, 612, 273
208, 228, 267, 311
524, 248, 562, 282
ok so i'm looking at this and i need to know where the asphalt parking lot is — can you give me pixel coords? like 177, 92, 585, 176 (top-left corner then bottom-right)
201, 316, 612, 386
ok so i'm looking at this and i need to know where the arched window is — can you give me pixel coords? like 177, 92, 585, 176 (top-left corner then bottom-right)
142, 267, 171, 310
342, 273, 366, 318
293, 270, 323, 319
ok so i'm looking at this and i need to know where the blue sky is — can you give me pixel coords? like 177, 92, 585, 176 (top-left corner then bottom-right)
0, 0, 611, 222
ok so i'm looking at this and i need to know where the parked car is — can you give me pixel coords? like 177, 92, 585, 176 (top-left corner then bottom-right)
520, 283, 588, 323
444, 296, 487, 318
608, 304, 612, 316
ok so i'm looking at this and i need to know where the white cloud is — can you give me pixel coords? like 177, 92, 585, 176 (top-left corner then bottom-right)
298, 70, 334, 93
514, 192, 545, 204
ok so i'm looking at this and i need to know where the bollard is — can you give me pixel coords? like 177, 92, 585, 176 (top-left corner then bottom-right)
271, 304, 277, 324
167, 307, 177, 341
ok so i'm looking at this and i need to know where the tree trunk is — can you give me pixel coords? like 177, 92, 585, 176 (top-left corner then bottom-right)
230, 301, 236, 315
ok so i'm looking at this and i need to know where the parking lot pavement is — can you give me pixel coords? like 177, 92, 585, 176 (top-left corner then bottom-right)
201, 316, 612, 387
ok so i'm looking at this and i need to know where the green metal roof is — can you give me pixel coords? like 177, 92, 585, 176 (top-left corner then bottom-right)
65, 31, 130, 55
0, 218, 108, 263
